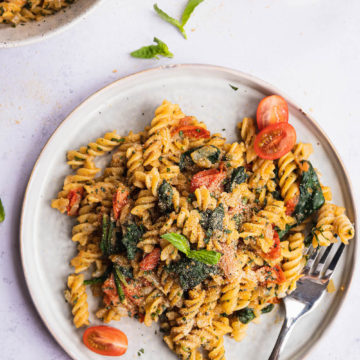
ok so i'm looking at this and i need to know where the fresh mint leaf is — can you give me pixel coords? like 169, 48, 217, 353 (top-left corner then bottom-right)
0, 198, 4, 222
181, 0, 204, 27
154, 4, 186, 39
188, 249, 221, 265
130, 37, 173, 59
161, 233, 190, 254
161, 232, 221, 265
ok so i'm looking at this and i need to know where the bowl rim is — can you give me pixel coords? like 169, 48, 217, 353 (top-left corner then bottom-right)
0, 0, 104, 48
20, 63, 358, 360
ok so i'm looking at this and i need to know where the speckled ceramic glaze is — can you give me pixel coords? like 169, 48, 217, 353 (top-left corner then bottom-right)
20, 65, 357, 360
0, 0, 102, 48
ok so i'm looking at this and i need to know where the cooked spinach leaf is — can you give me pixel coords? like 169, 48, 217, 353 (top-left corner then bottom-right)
179, 147, 198, 171
261, 304, 274, 314
121, 223, 144, 260
236, 307, 255, 324
293, 161, 325, 224
200, 204, 224, 234
190, 145, 221, 167
167, 256, 219, 290
224, 166, 248, 192
158, 180, 174, 214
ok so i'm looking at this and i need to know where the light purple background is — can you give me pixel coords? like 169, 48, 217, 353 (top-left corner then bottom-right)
1, 0, 359, 359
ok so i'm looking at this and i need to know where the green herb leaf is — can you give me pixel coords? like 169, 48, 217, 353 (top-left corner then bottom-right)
229, 84, 238, 91
224, 166, 248, 192
130, 37, 173, 59
113, 269, 125, 302
188, 249, 221, 265
0, 198, 4, 222
261, 304, 274, 314
293, 161, 325, 223
166, 257, 219, 290
181, 0, 204, 27
161, 233, 190, 255
236, 307, 255, 324
153, 4, 186, 39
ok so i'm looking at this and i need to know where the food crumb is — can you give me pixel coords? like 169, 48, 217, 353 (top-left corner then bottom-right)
327, 279, 336, 293
340, 285, 345, 291
191, 28, 196, 32
112, 69, 118, 73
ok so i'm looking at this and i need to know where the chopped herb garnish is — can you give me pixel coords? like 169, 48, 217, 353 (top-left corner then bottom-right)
229, 84, 238, 91
0, 198, 4, 223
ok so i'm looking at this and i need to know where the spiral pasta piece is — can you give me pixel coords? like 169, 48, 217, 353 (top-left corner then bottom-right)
334, 213, 355, 244
278, 151, 300, 204
238, 117, 257, 163
66, 274, 89, 328
313, 203, 337, 247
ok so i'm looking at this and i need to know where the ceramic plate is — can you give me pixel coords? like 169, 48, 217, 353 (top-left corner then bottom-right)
0, 0, 102, 48
20, 64, 357, 360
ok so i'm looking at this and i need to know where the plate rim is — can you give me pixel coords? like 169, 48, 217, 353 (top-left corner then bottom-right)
0, 0, 104, 48
20, 63, 358, 360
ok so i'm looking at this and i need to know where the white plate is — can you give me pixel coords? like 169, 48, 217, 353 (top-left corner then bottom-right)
0, 0, 102, 48
21, 64, 357, 360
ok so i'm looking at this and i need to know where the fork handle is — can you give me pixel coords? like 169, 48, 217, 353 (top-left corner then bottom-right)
268, 316, 297, 360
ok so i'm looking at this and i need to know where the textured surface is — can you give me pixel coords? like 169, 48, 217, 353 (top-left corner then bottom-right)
0, 0, 359, 359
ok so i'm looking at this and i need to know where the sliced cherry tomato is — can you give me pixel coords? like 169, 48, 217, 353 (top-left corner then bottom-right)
113, 188, 129, 220
172, 125, 210, 139
190, 167, 227, 192
268, 297, 281, 304
83, 326, 128, 356
123, 279, 142, 306
258, 264, 286, 285
285, 195, 299, 215
102, 274, 120, 307
67, 187, 84, 216
262, 231, 281, 260
140, 247, 161, 271
256, 95, 289, 130
254, 122, 296, 160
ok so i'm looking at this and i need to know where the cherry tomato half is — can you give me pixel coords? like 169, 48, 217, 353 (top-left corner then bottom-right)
262, 231, 281, 260
113, 188, 129, 220
256, 95, 289, 130
140, 247, 161, 271
67, 187, 84, 216
83, 326, 128, 356
190, 168, 226, 192
254, 122, 296, 160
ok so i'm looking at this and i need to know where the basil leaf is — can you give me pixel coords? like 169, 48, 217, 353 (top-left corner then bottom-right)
0, 198, 4, 222
153, 4, 186, 39
181, 0, 204, 27
130, 37, 173, 59
188, 249, 221, 265
161, 233, 190, 255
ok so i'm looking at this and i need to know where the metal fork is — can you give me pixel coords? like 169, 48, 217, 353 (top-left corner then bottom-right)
268, 242, 346, 360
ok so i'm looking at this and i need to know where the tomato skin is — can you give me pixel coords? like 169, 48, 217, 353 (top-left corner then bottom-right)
258, 264, 286, 285
67, 187, 84, 216
140, 247, 161, 271
262, 231, 281, 260
257, 95, 289, 130
285, 196, 299, 215
83, 326, 128, 356
254, 122, 296, 160
113, 189, 129, 220
190, 167, 226, 192
102, 274, 120, 307
172, 125, 210, 139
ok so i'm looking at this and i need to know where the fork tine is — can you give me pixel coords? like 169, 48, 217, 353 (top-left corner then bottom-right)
311, 244, 333, 277
323, 243, 345, 280
303, 246, 320, 275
